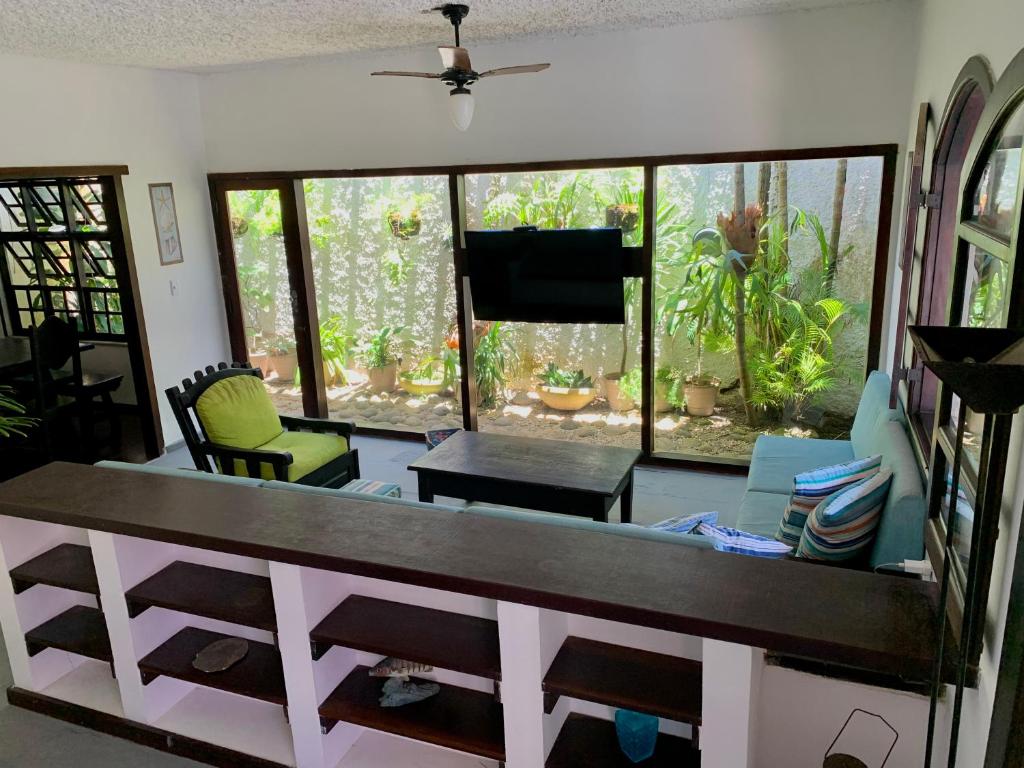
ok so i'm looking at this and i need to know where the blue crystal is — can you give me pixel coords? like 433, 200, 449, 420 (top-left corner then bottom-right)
615, 709, 659, 763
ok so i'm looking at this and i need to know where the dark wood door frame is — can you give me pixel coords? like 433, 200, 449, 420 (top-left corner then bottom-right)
208, 143, 898, 467
0, 165, 163, 459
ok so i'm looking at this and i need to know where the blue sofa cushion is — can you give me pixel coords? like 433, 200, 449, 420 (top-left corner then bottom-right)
850, 371, 901, 457
262, 480, 463, 513
746, 437, 855, 494
869, 420, 926, 569
465, 505, 714, 549
736, 491, 791, 538
95, 460, 264, 487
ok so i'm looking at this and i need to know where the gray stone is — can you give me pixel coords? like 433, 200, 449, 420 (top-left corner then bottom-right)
559, 420, 581, 431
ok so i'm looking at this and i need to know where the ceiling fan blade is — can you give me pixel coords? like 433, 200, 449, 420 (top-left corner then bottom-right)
478, 63, 551, 77
438, 46, 472, 71
370, 70, 442, 78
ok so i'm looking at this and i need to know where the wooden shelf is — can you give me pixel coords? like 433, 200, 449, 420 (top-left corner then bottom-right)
546, 713, 699, 768
319, 665, 505, 761
125, 561, 276, 631
543, 637, 701, 724
138, 627, 286, 706
9, 543, 98, 595
310, 595, 500, 679
25, 605, 112, 663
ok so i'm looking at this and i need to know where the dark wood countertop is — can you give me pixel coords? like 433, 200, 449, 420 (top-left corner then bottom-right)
0, 462, 940, 682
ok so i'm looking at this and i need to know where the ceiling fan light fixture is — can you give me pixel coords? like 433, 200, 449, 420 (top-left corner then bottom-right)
448, 86, 474, 131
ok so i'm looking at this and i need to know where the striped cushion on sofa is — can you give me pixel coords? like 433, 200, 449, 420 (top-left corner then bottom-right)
797, 470, 893, 562
777, 454, 883, 547
696, 523, 793, 559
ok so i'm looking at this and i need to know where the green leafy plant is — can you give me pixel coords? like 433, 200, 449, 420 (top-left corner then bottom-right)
237, 264, 273, 345
482, 174, 594, 230
266, 337, 295, 356
0, 387, 35, 438
618, 367, 643, 403
319, 316, 355, 385
474, 321, 514, 408
361, 326, 406, 370
538, 363, 594, 389
401, 357, 443, 382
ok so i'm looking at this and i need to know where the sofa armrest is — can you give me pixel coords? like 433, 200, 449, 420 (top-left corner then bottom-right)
200, 441, 294, 481
280, 415, 355, 439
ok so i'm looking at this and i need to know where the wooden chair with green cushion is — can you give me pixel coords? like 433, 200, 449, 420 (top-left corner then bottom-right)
165, 362, 358, 488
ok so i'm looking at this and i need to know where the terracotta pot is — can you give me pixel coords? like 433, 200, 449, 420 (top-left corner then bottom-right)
684, 376, 721, 417
367, 362, 398, 393
603, 373, 635, 412
654, 380, 675, 413
400, 378, 445, 396
269, 351, 297, 382
536, 385, 597, 412
248, 351, 270, 377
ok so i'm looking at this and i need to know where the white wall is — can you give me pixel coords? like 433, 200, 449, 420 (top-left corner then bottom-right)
894, 1, 1024, 763
199, 1, 920, 172
0, 54, 230, 443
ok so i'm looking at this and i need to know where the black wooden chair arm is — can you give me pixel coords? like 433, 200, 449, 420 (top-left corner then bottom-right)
279, 416, 355, 438
200, 441, 294, 481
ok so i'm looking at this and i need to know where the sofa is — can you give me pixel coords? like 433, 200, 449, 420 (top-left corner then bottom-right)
736, 371, 926, 569
98, 373, 924, 568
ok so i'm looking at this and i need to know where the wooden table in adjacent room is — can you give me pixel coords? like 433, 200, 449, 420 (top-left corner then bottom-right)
408, 430, 641, 523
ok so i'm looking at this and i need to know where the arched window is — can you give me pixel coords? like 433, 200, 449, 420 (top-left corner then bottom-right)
892, 57, 994, 462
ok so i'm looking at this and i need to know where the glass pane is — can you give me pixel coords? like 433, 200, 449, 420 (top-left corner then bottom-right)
71, 182, 108, 232
226, 189, 302, 417
0, 185, 29, 232
941, 469, 975, 579
304, 176, 457, 433
962, 244, 1008, 328
968, 99, 1024, 239
27, 185, 67, 232
463, 168, 644, 450
654, 157, 884, 460
4, 241, 37, 286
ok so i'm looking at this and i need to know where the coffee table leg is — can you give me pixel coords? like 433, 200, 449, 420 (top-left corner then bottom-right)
619, 473, 634, 525
418, 475, 434, 503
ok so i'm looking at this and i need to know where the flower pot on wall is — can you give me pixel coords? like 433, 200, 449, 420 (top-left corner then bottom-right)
387, 211, 422, 239
368, 362, 398, 393
536, 384, 597, 412
269, 351, 298, 382
605, 204, 640, 234
683, 376, 721, 417
603, 373, 635, 412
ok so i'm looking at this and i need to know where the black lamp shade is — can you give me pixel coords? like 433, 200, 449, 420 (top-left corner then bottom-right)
908, 326, 1024, 414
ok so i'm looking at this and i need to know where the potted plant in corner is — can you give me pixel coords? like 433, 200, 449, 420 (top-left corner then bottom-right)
385, 194, 431, 240
267, 338, 298, 382
362, 326, 405, 393
537, 363, 598, 412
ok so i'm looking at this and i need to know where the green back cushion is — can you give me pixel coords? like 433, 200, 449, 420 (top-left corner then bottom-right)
196, 375, 282, 449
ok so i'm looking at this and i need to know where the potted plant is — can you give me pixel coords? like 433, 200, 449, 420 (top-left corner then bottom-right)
267, 338, 298, 382
654, 367, 678, 413
385, 194, 431, 240
475, 321, 513, 408
362, 326, 405, 393
398, 350, 455, 397
319, 316, 355, 387
536, 363, 597, 412
605, 367, 641, 412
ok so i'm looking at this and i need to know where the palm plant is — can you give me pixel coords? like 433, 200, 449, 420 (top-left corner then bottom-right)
319, 316, 355, 386
474, 321, 514, 408
0, 387, 35, 438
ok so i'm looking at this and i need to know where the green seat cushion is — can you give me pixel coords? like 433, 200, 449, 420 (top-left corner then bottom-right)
736, 491, 790, 538
248, 430, 350, 482
196, 375, 282, 449
746, 436, 855, 494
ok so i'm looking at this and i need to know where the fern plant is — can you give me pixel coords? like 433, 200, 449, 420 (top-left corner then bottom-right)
0, 387, 35, 438
474, 322, 515, 408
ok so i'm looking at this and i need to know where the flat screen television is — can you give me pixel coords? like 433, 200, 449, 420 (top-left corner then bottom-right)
463, 228, 628, 324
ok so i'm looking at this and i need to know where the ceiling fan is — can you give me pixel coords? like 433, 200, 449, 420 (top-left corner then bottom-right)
372, 4, 551, 131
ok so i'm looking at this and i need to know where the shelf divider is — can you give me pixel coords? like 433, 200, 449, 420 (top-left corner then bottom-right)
138, 626, 287, 706
542, 636, 702, 724
319, 664, 505, 761
125, 561, 276, 631
9, 543, 99, 595
309, 595, 500, 680
546, 713, 699, 768
25, 605, 112, 663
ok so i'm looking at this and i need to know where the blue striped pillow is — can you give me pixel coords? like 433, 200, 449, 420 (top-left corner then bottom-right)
776, 455, 883, 547
646, 511, 720, 534
696, 522, 793, 559
797, 470, 893, 561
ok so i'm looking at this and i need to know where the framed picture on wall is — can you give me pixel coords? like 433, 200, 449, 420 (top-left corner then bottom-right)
149, 182, 183, 265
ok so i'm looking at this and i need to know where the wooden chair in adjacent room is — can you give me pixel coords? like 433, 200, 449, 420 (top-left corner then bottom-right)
165, 362, 359, 488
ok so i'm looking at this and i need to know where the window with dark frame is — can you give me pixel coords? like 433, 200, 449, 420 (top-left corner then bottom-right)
0, 178, 126, 340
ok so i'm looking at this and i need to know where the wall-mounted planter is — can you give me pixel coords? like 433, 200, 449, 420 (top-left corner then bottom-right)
387, 211, 422, 239
537, 385, 597, 412
605, 204, 639, 234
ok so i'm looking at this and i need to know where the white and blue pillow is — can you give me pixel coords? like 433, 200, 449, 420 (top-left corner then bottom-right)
696, 522, 793, 559
797, 469, 893, 561
777, 455, 883, 547
646, 511, 720, 534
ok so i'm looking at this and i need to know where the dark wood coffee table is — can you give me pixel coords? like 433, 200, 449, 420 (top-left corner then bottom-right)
408, 431, 641, 523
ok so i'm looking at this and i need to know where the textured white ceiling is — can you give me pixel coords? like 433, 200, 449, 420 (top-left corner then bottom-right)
0, 0, 877, 71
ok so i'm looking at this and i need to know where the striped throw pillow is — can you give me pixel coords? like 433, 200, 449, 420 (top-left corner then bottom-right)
797, 470, 893, 562
696, 522, 793, 559
776, 455, 883, 547
647, 511, 720, 534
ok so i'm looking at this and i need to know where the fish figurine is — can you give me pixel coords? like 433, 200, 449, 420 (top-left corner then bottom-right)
368, 656, 434, 680
378, 676, 441, 708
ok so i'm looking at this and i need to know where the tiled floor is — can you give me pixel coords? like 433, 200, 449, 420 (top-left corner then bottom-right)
0, 436, 746, 767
